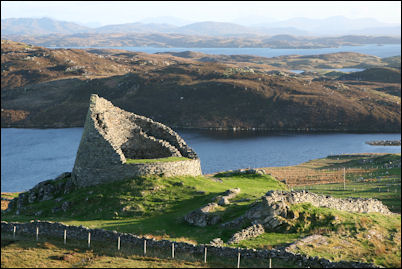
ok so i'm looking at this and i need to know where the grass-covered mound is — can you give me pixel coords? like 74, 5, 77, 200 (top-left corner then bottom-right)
231, 203, 401, 268
2, 173, 287, 244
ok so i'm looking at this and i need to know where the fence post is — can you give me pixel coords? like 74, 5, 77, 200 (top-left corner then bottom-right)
237, 250, 241, 268
117, 236, 120, 251
343, 167, 346, 190
64, 229, 67, 245
269, 257, 272, 268
144, 239, 147, 256
204, 247, 207, 263
88, 232, 91, 248
172, 243, 175, 259
13, 226, 16, 239
36, 226, 39, 241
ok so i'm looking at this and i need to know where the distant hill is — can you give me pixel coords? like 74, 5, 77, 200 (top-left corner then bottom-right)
256, 27, 311, 36
1, 17, 91, 35
94, 22, 177, 34
174, 21, 260, 36
2, 17, 400, 37
338, 67, 401, 83
382, 56, 401, 68
348, 26, 402, 36
4, 32, 400, 49
1, 40, 400, 132
264, 16, 401, 36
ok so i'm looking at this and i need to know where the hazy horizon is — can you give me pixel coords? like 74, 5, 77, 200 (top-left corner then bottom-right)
1, 1, 401, 27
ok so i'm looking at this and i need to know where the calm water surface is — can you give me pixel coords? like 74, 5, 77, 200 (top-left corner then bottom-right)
51, 44, 401, 58
290, 68, 364, 74
1, 128, 400, 192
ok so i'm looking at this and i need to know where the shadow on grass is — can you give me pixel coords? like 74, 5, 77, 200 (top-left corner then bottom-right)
2, 191, 253, 244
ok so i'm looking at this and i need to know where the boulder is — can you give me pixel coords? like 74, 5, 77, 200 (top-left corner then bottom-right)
184, 203, 221, 227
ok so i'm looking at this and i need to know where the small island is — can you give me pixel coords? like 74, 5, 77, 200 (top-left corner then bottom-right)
366, 140, 401, 146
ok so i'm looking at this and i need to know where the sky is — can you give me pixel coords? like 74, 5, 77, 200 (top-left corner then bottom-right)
1, 1, 401, 26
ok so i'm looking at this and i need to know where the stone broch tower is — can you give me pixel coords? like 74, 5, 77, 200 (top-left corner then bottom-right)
71, 94, 202, 187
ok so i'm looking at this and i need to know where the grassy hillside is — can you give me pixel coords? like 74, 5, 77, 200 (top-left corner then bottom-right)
2, 174, 287, 243
1, 238, 207, 268
232, 204, 401, 267
266, 153, 401, 212
339, 67, 401, 83
1, 40, 400, 132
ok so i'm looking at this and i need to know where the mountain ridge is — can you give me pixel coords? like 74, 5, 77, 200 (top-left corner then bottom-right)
2, 17, 401, 37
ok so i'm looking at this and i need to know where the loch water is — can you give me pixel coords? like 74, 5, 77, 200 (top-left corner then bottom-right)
1, 128, 401, 192
50, 44, 401, 58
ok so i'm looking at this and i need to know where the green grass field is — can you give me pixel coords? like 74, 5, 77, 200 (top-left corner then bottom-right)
2, 173, 288, 244
293, 168, 401, 212
2, 153, 400, 268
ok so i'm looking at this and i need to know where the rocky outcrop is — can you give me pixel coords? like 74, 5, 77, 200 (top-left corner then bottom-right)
217, 169, 266, 177
209, 238, 224, 247
366, 140, 401, 146
184, 188, 242, 227
184, 203, 221, 227
223, 190, 393, 231
72, 94, 202, 187
227, 224, 265, 244
285, 234, 329, 253
5, 172, 74, 214
215, 188, 241, 206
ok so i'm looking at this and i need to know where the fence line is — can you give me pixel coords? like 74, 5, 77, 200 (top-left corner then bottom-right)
1, 220, 379, 268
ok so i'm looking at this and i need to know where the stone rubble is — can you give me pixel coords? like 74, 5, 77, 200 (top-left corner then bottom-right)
227, 224, 265, 244
215, 188, 241, 206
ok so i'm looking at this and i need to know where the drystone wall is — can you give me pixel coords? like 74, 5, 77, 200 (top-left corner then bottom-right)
227, 224, 265, 244
73, 158, 202, 187
263, 190, 393, 215
1, 221, 379, 268
72, 94, 201, 188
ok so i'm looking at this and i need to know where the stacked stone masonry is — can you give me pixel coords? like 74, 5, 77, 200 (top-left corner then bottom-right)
263, 190, 393, 215
227, 224, 265, 244
72, 94, 202, 187
1, 221, 379, 268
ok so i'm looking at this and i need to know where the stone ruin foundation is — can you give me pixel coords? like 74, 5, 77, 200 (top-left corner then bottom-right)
71, 94, 202, 187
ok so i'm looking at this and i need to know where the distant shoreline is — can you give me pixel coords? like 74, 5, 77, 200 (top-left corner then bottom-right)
1, 126, 402, 134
